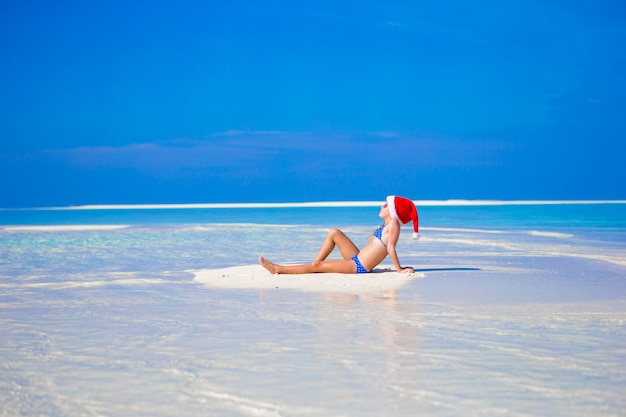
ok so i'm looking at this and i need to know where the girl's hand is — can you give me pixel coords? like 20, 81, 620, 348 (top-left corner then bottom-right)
400, 266, 414, 273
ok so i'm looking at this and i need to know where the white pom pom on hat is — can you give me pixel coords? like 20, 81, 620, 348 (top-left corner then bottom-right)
386, 195, 420, 240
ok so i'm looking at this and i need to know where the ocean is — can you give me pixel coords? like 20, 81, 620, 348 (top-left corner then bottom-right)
1, 201, 625, 416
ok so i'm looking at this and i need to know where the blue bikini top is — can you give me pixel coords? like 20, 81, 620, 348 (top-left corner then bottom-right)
373, 223, 387, 248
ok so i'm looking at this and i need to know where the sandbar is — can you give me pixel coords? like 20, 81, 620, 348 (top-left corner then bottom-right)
1, 225, 130, 232
191, 264, 424, 294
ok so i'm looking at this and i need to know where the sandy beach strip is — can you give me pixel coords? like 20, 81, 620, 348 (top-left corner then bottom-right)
29, 199, 626, 210
191, 264, 425, 294
1, 225, 130, 232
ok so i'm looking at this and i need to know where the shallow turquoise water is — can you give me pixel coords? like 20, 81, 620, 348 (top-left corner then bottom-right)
1, 203, 625, 416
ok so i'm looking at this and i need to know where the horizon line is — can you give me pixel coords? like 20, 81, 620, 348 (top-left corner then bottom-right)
8, 199, 626, 210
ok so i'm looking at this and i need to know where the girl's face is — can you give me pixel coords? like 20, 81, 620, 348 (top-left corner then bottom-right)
379, 202, 390, 218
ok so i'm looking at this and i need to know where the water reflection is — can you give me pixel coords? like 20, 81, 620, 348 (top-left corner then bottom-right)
257, 288, 424, 413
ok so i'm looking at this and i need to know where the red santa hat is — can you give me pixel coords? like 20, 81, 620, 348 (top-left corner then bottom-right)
386, 195, 420, 240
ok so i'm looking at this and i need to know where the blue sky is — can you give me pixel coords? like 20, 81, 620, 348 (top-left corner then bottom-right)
1, 0, 625, 207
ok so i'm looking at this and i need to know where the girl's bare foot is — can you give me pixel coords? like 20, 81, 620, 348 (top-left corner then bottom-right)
259, 256, 280, 274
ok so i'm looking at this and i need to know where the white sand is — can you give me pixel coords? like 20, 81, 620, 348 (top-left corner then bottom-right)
191, 264, 425, 294
44, 199, 626, 210
1, 225, 129, 232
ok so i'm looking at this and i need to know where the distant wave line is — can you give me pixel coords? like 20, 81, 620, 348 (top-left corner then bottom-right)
22, 199, 626, 211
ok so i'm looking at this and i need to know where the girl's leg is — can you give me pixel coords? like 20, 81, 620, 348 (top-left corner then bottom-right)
259, 256, 356, 274
314, 228, 359, 262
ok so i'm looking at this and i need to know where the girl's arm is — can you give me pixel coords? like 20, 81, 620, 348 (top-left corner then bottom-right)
386, 220, 414, 273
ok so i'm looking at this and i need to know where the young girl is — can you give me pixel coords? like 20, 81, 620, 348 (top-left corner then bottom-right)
259, 196, 419, 274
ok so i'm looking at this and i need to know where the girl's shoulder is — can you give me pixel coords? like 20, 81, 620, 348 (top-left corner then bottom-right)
386, 218, 401, 229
